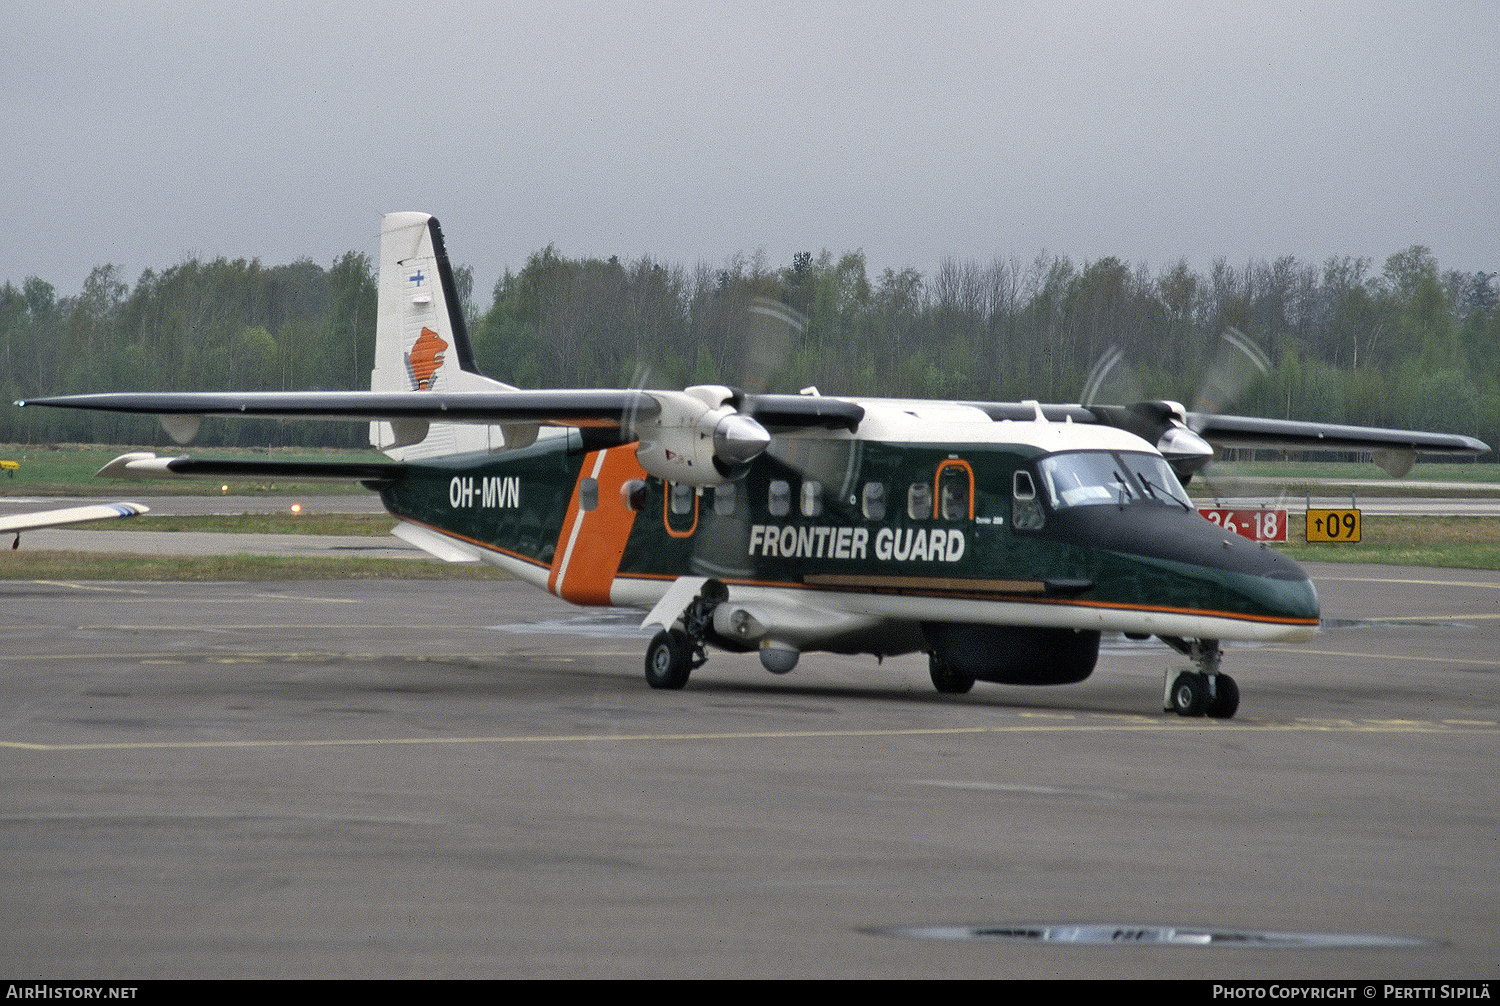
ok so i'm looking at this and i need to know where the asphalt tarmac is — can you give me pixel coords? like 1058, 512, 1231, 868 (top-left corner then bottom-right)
1, 558, 1496, 979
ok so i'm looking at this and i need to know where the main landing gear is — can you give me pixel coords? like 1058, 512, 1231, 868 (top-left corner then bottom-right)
643, 580, 724, 690
1160, 637, 1239, 719
928, 653, 976, 695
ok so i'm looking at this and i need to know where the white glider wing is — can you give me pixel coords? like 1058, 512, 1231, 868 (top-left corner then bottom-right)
0, 502, 149, 534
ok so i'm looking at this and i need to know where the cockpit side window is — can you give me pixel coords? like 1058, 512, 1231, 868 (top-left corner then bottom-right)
1012, 469, 1045, 530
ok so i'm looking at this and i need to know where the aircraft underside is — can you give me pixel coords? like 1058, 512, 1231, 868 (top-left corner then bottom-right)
384, 493, 1300, 722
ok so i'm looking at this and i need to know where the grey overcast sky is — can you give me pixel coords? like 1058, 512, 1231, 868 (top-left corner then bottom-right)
4, 1, 1497, 300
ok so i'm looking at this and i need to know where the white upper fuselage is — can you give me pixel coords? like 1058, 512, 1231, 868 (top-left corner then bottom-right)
804, 397, 1158, 454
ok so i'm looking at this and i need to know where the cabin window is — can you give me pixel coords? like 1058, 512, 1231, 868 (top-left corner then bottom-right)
670, 481, 695, 515
861, 481, 886, 520
800, 480, 823, 517
768, 480, 791, 517
939, 474, 971, 521
935, 459, 975, 521
713, 484, 736, 516
907, 482, 932, 520
579, 477, 599, 512
621, 479, 649, 512
940, 483, 966, 520
1013, 470, 1045, 530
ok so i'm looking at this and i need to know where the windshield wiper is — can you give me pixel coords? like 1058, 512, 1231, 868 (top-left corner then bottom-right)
1137, 471, 1190, 510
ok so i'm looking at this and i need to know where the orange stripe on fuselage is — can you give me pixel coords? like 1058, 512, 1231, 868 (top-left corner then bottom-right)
548, 446, 648, 606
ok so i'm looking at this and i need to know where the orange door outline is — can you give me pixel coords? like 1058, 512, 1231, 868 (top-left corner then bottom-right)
934, 458, 975, 520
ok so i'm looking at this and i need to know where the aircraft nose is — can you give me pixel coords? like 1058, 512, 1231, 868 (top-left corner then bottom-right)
1048, 505, 1320, 638
1248, 561, 1320, 630
1186, 526, 1321, 636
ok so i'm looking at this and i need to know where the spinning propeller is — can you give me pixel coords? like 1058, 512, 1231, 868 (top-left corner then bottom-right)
621, 296, 861, 488
1080, 328, 1271, 482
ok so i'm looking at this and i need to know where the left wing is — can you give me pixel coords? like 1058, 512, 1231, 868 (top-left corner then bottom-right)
93, 452, 409, 482
1187, 413, 1490, 455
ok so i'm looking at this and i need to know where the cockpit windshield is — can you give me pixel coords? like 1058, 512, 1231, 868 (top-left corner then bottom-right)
1038, 450, 1192, 510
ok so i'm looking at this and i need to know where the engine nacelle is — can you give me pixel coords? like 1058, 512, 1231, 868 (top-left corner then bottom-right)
923, 623, 1100, 685
634, 385, 770, 488
1090, 400, 1215, 482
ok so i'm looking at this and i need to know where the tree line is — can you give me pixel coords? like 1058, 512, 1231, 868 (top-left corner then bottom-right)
3, 242, 1496, 456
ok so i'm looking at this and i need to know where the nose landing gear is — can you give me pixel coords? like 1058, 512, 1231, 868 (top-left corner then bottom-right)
1160, 637, 1240, 719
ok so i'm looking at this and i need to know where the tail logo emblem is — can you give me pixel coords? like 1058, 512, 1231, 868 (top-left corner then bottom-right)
407, 327, 448, 390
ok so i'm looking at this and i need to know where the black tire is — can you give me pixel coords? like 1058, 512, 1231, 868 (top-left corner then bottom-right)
1206, 673, 1240, 719
929, 654, 976, 695
645, 629, 692, 690
1170, 671, 1209, 717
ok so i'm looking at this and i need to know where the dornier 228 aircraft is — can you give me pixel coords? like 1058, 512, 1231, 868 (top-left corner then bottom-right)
19, 213, 1491, 719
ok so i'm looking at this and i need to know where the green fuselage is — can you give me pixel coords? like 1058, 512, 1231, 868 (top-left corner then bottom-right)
376, 429, 1319, 645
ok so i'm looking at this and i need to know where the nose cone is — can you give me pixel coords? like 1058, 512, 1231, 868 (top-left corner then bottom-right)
1237, 562, 1320, 638
1160, 531, 1321, 634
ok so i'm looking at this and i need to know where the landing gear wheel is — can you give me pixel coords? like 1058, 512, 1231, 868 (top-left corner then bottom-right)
645, 629, 693, 690
929, 654, 975, 695
1206, 673, 1240, 719
1170, 671, 1210, 717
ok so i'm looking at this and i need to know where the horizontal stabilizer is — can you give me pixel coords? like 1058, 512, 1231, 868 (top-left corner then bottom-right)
390, 521, 482, 563
95, 452, 408, 482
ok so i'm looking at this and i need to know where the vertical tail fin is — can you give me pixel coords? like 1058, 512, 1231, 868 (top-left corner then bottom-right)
370, 212, 515, 457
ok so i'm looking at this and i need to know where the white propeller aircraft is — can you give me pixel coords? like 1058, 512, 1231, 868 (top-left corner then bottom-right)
19, 213, 1490, 718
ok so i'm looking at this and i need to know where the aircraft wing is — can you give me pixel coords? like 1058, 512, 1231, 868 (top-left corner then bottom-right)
17, 390, 864, 434
968, 399, 1488, 476
733, 393, 864, 432
17, 390, 658, 427
1185, 414, 1490, 457
0, 501, 148, 534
